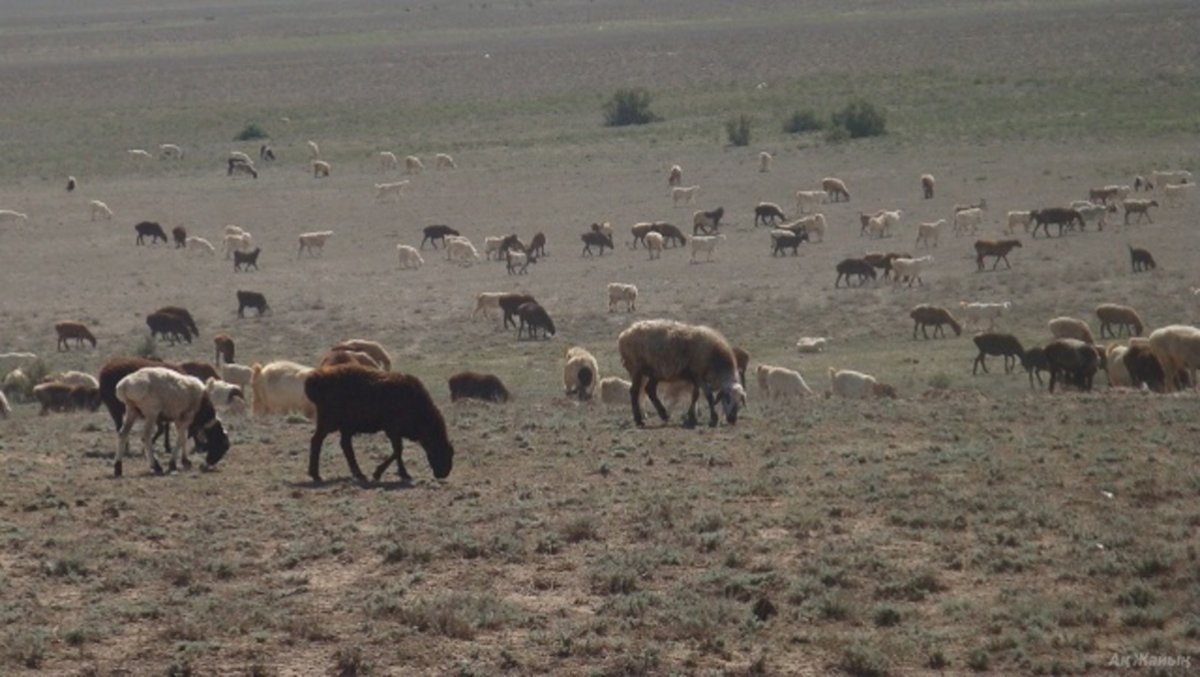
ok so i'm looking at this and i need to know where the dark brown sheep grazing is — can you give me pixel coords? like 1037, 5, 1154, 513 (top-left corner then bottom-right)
1124, 343, 1166, 392
134, 221, 169, 245
1044, 338, 1103, 392
1030, 208, 1083, 238
835, 258, 877, 287
498, 293, 536, 330
233, 247, 261, 271
517, 302, 556, 340
771, 230, 808, 256
236, 290, 270, 318
581, 231, 614, 256
304, 364, 454, 483
630, 222, 656, 249
33, 382, 101, 415
528, 232, 547, 257
420, 224, 459, 249
1021, 347, 1049, 388
654, 222, 687, 247
172, 225, 187, 248
1129, 245, 1156, 273
178, 361, 220, 383
754, 202, 786, 227
55, 321, 96, 351
974, 239, 1022, 271
973, 333, 1025, 374
214, 334, 235, 365
910, 305, 962, 339
146, 311, 192, 345
157, 306, 199, 336
448, 372, 511, 403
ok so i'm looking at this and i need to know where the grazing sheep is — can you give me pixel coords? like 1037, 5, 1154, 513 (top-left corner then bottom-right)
331, 339, 392, 371
304, 364, 454, 482
958, 301, 1011, 331
600, 377, 639, 405
0, 209, 29, 224
758, 151, 772, 173
617, 319, 743, 428
228, 151, 253, 165
251, 361, 316, 418
920, 173, 935, 199
608, 283, 638, 312
204, 378, 248, 415
379, 151, 399, 170
90, 200, 113, 221
1044, 339, 1103, 392
1005, 210, 1034, 235
134, 221, 169, 245
953, 207, 985, 236
420, 224, 460, 249
473, 292, 506, 320
396, 244, 424, 269
66, 176, 76, 192
629, 222, 657, 249
233, 247, 261, 271
974, 239, 1022, 271
306, 140, 321, 160
49, 371, 100, 389
1148, 324, 1200, 391
864, 209, 902, 238
405, 155, 424, 174
770, 228, 808, 256
1030, 207, 1082, 237
754, 202, 786, 227
563, 346, 600, 401
1134, 175, 1151, 192
672, 185, 700, 206
517, 302, 556, 340
434, 153, 457, 169
835, 258, 877, 287
796, 337, 829, 353
667, 164, 682, 187
219, 363, 253, 391
581, 230, 615, 256
449, 372, 510, 403
1122, 199, 1158, 224
1088, 186, 1121, 204
1129, 245, 1157, 272
506, 249, 533, 274
644, 231, 666, 260
236, 290, 270, 318
1096, 303, 1144, 338
1049, 316, 1094, 344
1021, 347, 1050, 388
794, 190, 826, 214
690, 234, 726, 262
529, 232, 547, 257
185, 236, 216, 255
213, 334, 235, 365
311, 160, 331, 178
1163, 182, 1195, 208
228, 159, 258, 179
890, 256, 933, 287
114, 367, 230, 477
1106, 344, 1134, 389
822, 177, 850, 202
755, 364, 813, 399
732, 347, 750, 387
498, 293, 537, 330
1123, 341, 1167, 392
828, 368, 896, 399
375, 180, 409, 202
910, 305, 962, 339
3, 368, 30, 401
297, 230, 334, 257
482, 236, 506, 261
223, 232, 254, 258
146, 311, 193, 345
158, 143, 183, 160
692, 207, 725, 235
33, 382, 101, 415
787, 213, 826, 243
915, 219, 947, 248
55, 321, 96, 351
972, 333, 1024, 374
171, 225, 187, 248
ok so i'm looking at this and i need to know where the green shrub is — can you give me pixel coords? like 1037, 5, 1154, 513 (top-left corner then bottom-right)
783, 109, 824, 134
234, 123, 268, 141
602, 88, 660, 127
831, 99, 887, 138
724, 114, 753, 147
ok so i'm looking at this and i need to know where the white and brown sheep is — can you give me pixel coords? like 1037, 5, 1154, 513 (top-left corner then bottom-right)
607, 283, 638, 312
563, 346, 600, 401
755, 364, 814, 399
297, 230, 334, 258
396, 244, 424, 269
114, 367, 230, 477
1049, 316, 1094, 344
828, 368, 896, 399
434, 153, 457, 169
1096, 303, 1145, 338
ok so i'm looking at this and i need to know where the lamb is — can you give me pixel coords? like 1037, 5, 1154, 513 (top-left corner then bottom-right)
755, 364, 814, 399
563, 346, 600, 401
608, 283, 638, 312
914, 219, 946, 248
672, 185, 700, 206
1048, 316, 1094, 344
448, 372, 510, 403
405, 155, 424, 174
1122, 199, 1158, 224
581, 230, 615, 256
1030, 208, 1082, 237
910, 305, 962, 339
958, 301, 1011, 331
1163, 182, 1195, 208
447, 237, 481, 265
644, 231, 666, 260
146, 311, 193, 345
312, 160, 331, 178
795, 337, 829, 353
921, 173, 935, 199
794, 190, 826, 214
375, 180, 409, 202
236, 290, 270, 317
55, 321, 96, 351
692, 207, 725, 235
1106, 344, 1134, 388
1129, 245, 1157, 272
331, 339, 392, 371
1044, 338, 1103, 392
835, 258, 877, 287
396, 244, 424, 269
233, 247, 261, 271
506, 249, 533, 274
1096, 303, 1145, 338
420, 224, 460, 249
689, 234, 725, 262
974, 239, 1022, 271
134, 221, 169, 245
1021, 347, 1050, 388
517, 302, 556, 340
758, 151, 772, 173
617, 319, 744, 428
0, 209, 29, 224
1005, 210, 1034, 235
1148, 325, 1200, 391
890, 256, 933, 287
304, 364, 454, 483
822, 177, 850, 202
953, 207, 985, 236
434, 153, 457, 169
379, 151, 399, 170
184, 236, 216, 255
228, 159, 258, 179
754, 202, 786, 227
667, 164, 682, 187
114, 367, 230, 477
828, 368, 897, 399
251, 361, 316, 418
221, 232, 252, 259
219, 363, 254, 391
600, 377, 639, 405
33, 382, 101, 415
498, 293, 537, 330
770, 229, 808, 256
297, 230, 334, 257
972, 333, 1024, 374
89, 200, 113, 221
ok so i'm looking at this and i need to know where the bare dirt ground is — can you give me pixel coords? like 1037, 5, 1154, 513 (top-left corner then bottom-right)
1, 1, 1198, 675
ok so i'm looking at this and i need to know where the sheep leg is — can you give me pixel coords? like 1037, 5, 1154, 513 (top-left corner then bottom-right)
643, 376, 670, 424
973, 353, 988, 375
629, 376, 648, 426
702, 387, 719, 427
307, 426, 332, 482
115, 412, 138, 478
338, 431, 368, 483
374, 433, 411, 482
680, 383, 701, 429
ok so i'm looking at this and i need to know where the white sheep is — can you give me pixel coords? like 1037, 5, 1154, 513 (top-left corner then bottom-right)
446, 237, 481, 265
51, 371, 99, 389
829, 368, 895, 399
795, 337, 828, 353
228, 151, 253, 165
312, 160, 331, 178
114, 367, 226, 476
758, 151, 772, 173
396, 244, 424, 269
791, 214, 827, 243
563, 346, 600, 400
126, 149, 153, 160
224, 224, 249, 237
89, 200, 114, 221
158, 143, 184, 160
1151, 170, 1192, 189
755, 364, 814, 399
890, 256, 933, 287
473, 292, 506, 319
1073, 202, 1109, 230
375, 180, 409, 202
205, 377, 248, 416
506, 250, 531, 275
822, 177, 850, 202
1163, 182, 1195, 208
644, 231, 665, 259
914, 219, 947, 248
0, 352, 38, 374
794, 190, 826, 214
1148, 325, 1200, 391
483, 236, 506, 260
306, 140, 321, 160
223, 232, 253, 259
1048, 316, 1094, 344
959, 301, 1011, 331
379, 151, 399, 170
251, 361, 315, 418
689, 234, 725, 262
864, 212, 893, 239
607, 283, 638, 312
219, 363, 255, 389
405, 155, 424, 174
297, 230, 334, 258
3, 368, 30, 399
1106, 344, 1134, 388
600, 376, 637, 405
434, 153, 456, 169
671, 185, 699, 206
0, 209, 29, 224
185, 236, 216, 255
953, 207, 984, 236
1005, 210, 1034, 235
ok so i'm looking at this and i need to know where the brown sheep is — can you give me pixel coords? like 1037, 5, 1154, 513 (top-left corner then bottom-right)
910, 305, 962, 339
920, 173, 935, 199
835, 258, 877, 287
1123, 199, 1158, 224
754, 202, 786, 227
1129, 245, 1156, 273
448, 372, 511, 403
1096, 303, 1144, 338
236, 290, 270, 318
822, 177, 850, 202
974, 239, 1022, 271
420, 224, 460, 249
55, 321, 96, 351
1044, 339, 1103, 392
134, 221, 169, 245
319, 350, 381, 370
498, 293, 537, 330
214, 334, 235, 365
33, 382, 101, 415
1030, 208, 1083, 238
172, 225, 187, 248
517, 302, 556, 340
973, 333, 1025, 375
